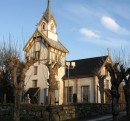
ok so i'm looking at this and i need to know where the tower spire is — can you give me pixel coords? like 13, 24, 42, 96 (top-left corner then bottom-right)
43, 0, 53, 22
48, 0, 50, 8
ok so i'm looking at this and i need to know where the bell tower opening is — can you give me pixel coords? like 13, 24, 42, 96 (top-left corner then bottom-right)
37, 0, 58, 41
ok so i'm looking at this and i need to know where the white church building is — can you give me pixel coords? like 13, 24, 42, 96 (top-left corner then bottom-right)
23, 0, 112, 105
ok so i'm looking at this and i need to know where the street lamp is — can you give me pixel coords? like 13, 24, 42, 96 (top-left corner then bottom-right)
66, 61, 76, 103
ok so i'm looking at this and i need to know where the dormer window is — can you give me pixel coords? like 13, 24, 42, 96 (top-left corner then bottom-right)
42, 22, 46, 30
50, 23, 54, 32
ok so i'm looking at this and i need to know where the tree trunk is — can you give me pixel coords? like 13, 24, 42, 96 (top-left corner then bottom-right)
123, 86, 130, 119
127, 94, 130, 119
48, 63, 60, 105
14, 88, 20, 121
112, 94, 120, 121
101, 91, 104, 104
49, 89, 55, 105
13, 68, 20, 121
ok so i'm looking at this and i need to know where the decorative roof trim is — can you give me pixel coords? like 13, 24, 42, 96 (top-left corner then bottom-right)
23, 29, 69, 53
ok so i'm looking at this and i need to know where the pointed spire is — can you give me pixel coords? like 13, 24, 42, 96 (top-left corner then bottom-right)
43, 0, 53, 22
48, 0, 50, 8
107, 48, 110, 56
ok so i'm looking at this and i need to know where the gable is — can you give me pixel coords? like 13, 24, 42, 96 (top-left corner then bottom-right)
24, 29, 69, 53
38, 15, 57, 27
98, 55, 112, 75
23, 30, 43, 52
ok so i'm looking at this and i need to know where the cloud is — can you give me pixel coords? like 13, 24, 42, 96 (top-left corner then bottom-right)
79, 28, 100, 38
101, 16, 120, 31
79, 27, 129, 47
95, 38, 129, 47
101, 16, 130, 35
86, 37, 128, 48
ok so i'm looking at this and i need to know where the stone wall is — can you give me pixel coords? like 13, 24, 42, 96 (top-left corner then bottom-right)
0, 103, 120, 121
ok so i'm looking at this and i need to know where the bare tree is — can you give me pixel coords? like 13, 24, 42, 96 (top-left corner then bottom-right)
123, 68, 130, 119
47, 61, 61, 105
0, 47, 36, 121
0, 40, 26, 121
107, 50, 130, 120
5, 57, 20, 121
106, 63, 126, 121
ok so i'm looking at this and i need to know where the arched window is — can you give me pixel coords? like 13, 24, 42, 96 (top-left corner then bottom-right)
50, 23, 54, 32
42, 22, 46, 30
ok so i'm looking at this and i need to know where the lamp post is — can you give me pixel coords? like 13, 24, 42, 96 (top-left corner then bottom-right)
66, 61, 76, 103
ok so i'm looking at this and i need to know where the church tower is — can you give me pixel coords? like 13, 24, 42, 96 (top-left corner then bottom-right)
23, 0, 68, 105
37, 0, 58, 41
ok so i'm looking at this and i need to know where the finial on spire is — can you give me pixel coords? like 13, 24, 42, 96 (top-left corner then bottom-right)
107, 48, 110, 56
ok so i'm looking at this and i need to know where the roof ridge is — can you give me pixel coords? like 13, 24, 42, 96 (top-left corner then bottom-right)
67, 55, 108, 62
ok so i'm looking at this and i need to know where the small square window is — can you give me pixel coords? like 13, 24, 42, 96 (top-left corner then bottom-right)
32, 80, 37, 87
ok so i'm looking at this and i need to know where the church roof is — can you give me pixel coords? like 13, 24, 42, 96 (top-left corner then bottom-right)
64, 56, 108, 79
48, 38, 68, 53
23, 29, 69, 53
38, 30, 69, 53
43, 0, 53, 22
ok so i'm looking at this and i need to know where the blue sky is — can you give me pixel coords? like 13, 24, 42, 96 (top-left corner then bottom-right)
0, 0, 130, 61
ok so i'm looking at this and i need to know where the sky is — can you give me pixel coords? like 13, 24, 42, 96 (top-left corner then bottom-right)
0, 0, 130, 61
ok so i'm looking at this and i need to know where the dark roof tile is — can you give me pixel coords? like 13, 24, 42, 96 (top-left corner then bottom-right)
38, 30, 69, 53
64, 56, 108, 78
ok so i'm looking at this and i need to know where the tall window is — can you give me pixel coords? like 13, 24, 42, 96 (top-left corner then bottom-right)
32, 80, 37, 87
34, 51, 40, 61
42, 22, 46, 30
50, 23, 54, 32
67, 87, 73, 103
34, 66, 38, 75
81, 86, 90, 103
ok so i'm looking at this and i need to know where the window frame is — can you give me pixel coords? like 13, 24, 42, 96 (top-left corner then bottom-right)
81, 86, 90, 103
42, 22, 46, 30
50, 23, 54, 32
66, 86, 73, 103
34, 51, 40, 61
34, 66, 38, 75
32, 80, 38, 87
